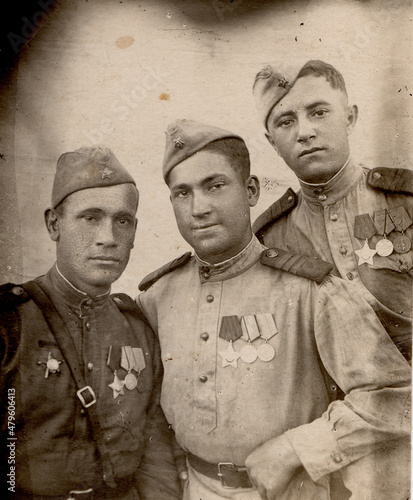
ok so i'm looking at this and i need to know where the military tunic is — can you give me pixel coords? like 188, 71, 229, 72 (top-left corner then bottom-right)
0, 265, 181, 499
253, 161, 412, 358
138, 237, 411, 499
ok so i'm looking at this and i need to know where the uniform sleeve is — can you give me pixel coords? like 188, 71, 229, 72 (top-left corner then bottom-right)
285, 276, 411, 481
133, 321, 183, 499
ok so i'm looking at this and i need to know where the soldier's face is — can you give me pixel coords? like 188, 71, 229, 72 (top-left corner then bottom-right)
266, 75, 357, 184
169, 150, 259, 264
53, 184, 138, 295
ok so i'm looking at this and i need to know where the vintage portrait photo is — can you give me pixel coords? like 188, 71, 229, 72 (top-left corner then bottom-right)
0, 0, 411, 498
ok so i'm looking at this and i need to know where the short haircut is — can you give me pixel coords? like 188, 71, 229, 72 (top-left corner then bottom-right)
201, 137, 251, 181
297, 60, 347, 95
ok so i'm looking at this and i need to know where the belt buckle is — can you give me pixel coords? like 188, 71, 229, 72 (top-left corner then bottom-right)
76, 386, 97, 408
217, 462, 248, 489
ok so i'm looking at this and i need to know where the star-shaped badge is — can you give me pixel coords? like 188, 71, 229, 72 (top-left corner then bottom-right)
355, 240, 377, 266
100, 167, 113, 179
108, 371, 125, 399
218, 341, 240, 368
174, 137, 185, 149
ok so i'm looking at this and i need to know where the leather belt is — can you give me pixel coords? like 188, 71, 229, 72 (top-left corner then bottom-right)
187, 452, 253, 489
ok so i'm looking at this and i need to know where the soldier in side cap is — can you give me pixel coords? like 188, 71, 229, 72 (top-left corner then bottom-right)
136, 119, 411, 500
252, 60, 412, 363
0, 146, 182, 499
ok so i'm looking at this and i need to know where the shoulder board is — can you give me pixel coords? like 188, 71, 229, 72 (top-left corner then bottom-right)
0, 283, 30, 312
252, 188, 298, 236
139, 252, 192, 292
367, 167, 413, 195
111, 292, 151, 326
260, 248, 333, 284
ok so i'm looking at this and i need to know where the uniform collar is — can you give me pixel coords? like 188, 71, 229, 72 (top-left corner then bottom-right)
299, 158, 363, 205
195, 236, 264, 283
43, 264, 111, 311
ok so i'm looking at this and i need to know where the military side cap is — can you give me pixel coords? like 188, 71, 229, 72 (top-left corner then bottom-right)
52, 145, 136, 208
163, 119, 244, 181
253, 63, 304, 129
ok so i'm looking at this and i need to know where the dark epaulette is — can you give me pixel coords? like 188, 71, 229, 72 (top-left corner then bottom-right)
0, 283, 31, 312
111, 292, 151, 327
367, 167, 413, 195
252, 188, 298, 236
261, 248, 333, 284
138, 252, 192, 292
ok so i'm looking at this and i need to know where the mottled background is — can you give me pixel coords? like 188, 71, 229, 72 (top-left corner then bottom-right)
0, 0, 411, 296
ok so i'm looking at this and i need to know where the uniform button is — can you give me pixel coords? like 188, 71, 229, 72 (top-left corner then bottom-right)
346, 272, 354, 280
330, 214, 338, 222
318, 194, 327, 202
203, 273, 210, 280
339, 246, 347, 255
330, 385, 337, 392
199, 375, 208, 383
85, 299, 93, 306
113, 296, 123, 305
85, 322, 91, 330
206, 295, 214, 303
314, 187, 323, 194
87, 362, 94, 371
266, 249, 279, 258
373, 171, 382, 179
331, 452, 343, 463
287, 195, 294, 203
11, 286, 24, 295
200, 332, 209, 341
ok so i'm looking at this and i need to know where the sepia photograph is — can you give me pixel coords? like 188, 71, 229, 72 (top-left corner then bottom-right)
0, 0, 411, 498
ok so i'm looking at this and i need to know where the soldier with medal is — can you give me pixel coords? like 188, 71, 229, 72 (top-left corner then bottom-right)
0, 146, 182, 499
252, 60, 412, 362
137, 119, 411, 500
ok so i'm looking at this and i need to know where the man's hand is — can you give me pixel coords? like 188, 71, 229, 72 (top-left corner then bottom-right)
245, 434, 301, 500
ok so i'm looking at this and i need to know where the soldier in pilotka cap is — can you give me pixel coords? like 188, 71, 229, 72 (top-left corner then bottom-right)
0, 146, 182, 499
136, 119, 411, 500
252, 60, 413, 362
252, 60, 413, 499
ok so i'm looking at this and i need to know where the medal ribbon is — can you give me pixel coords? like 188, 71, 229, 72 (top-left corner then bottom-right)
353, 214, 377, 240
219, 316, 243, 342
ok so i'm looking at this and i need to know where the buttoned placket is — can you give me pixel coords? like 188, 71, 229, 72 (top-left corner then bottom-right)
193, 280, 223, 433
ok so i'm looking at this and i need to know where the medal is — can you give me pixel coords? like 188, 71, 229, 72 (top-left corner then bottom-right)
218, 316, 243, 368
108, 371, 125, 399
374, 209, 394, 257
354, 240, 376, 266
240, 343, 258, 364
257, 343, 275, 362
387, 207, 412, 254
107, 345, 125, 398
124, 372, 138, 390
121, 346, 146, 390
393, 235, 411, 254
39, 352, 62, 378
376, 238, 394, 257
218, 341, 241, 368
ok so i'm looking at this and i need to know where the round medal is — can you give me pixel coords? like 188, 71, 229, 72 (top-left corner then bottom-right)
393, 235, 411, 254
375, 238, 394, 257
257, 343, 275, 362
47, 358, 60, 372
124, 373, 138, 390
240, 344, 258, 364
